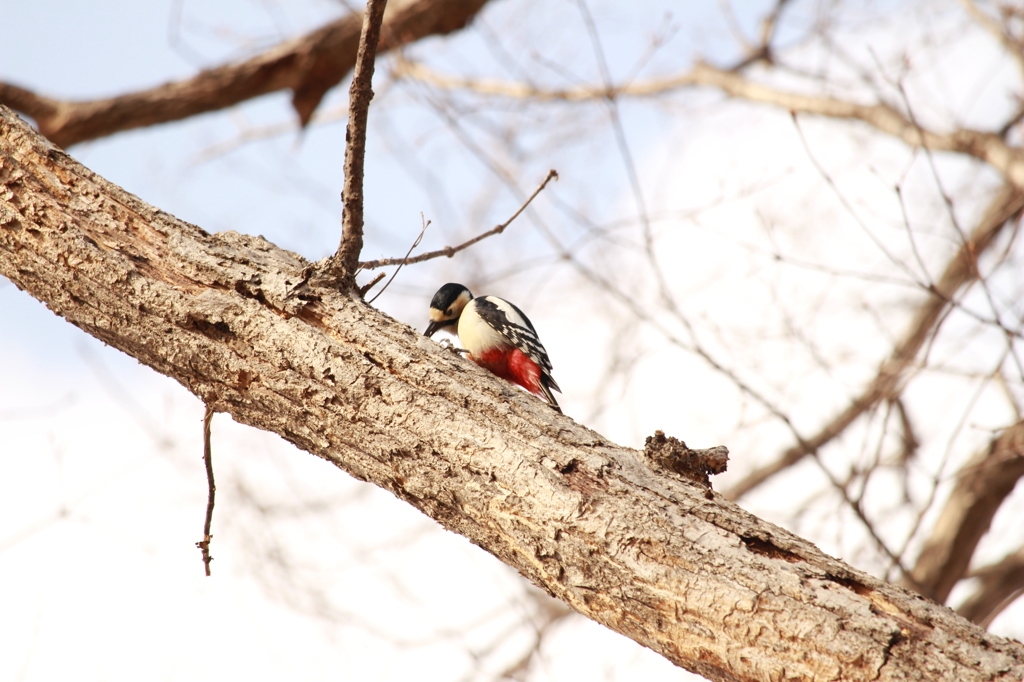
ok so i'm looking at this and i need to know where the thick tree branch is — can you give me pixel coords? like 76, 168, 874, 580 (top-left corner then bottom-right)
0, 0, 489, 148
908, 422, 1024, 604
2, 107, 1024, 681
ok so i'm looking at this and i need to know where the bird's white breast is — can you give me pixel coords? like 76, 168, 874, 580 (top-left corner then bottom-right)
458, 299, 509, 354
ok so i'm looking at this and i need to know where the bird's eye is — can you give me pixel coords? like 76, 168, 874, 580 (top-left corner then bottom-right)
446, 308, 452, 316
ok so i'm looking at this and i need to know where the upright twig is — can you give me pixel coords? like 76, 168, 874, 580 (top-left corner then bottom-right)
196, 404, 216, 577
334, 0, 389, 290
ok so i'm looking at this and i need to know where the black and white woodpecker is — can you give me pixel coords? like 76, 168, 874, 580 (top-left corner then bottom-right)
424, 283, 561, 412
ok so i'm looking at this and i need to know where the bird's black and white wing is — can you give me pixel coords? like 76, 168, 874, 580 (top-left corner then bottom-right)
473, 296, 561, 394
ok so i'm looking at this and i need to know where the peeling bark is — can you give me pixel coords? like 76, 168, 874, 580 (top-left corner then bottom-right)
2, 106, 1023, 681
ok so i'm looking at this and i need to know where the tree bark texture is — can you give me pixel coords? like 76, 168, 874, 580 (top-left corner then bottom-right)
2, 106, 1023, 682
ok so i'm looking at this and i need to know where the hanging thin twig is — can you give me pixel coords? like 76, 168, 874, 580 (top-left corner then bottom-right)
196, 404, 216, 576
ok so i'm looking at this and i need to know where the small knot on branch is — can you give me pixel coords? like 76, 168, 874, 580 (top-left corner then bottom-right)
644, 430, 729, 490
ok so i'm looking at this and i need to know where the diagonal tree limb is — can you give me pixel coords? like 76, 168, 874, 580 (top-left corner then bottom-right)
958, 547, 1024, 627
3, 105, 1023, 682
0, 0, 489, 148
725, 184, 1024, 500
908, 421, 1024, 604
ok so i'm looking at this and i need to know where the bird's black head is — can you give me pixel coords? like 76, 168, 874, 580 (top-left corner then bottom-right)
424, 283, 474, 337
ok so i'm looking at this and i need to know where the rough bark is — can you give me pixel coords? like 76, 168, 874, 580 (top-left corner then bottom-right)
0, 0, 489, 147
2, 106, 1023, 681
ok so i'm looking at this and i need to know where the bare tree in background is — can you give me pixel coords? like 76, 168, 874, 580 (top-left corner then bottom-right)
3, 0, 1024, 680
380, 0, 1024, 634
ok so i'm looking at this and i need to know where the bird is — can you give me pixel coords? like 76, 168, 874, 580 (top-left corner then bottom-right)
424, 282, 561, 412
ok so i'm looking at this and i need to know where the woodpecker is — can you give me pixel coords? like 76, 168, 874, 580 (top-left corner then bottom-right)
424, 283, 561, 412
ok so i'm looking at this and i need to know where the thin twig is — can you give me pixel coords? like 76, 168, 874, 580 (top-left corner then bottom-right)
196, 404, 216, 577
366, 214, 431, 304
357, 271, 387, 298
334, 0, 389, 289
358, 169, 558, 270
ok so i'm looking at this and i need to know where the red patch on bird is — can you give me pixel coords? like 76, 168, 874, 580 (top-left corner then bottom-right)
472, 347, 543, 397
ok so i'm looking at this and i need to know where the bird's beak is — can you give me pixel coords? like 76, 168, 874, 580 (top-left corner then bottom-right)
424, 320, 445, 337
